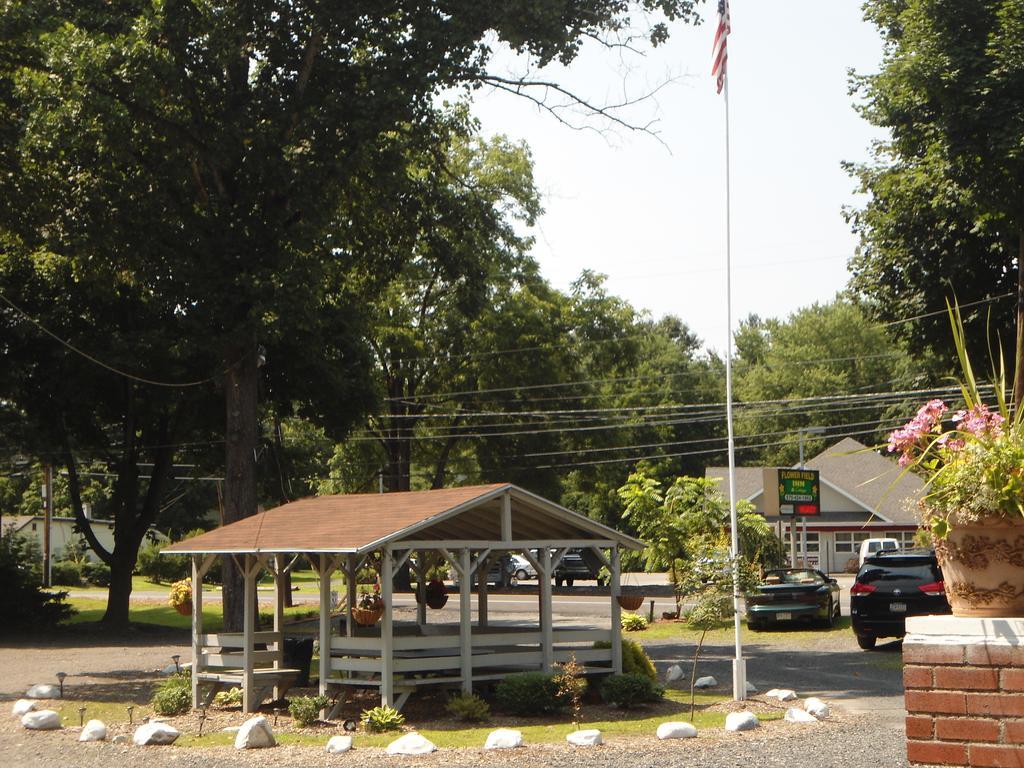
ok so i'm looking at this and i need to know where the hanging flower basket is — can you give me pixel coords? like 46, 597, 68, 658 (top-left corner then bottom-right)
417, 579, 449, 610
351, 606, 384, 626
168, 578, 193, 616
617, 594, 645, 611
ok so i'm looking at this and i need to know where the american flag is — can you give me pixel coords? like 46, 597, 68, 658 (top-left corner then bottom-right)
711, 0, 730, 94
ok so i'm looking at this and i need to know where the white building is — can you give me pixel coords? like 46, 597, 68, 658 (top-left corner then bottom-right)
1, 514, 167, 562
706, 437, 923, 573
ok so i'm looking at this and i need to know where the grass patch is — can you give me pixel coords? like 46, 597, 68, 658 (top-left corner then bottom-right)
175, 690, 774, 749
65, 598, 318, 631
632, 617, 855, 648
53, 699, 153, 727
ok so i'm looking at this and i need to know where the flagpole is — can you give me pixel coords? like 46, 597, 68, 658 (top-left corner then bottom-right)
723, 74, 746, 703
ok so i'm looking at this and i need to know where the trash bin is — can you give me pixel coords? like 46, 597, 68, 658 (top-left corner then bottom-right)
283, 637, 314, 687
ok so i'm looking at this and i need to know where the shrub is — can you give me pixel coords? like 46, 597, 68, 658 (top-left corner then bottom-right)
151, 672, 191, 715
592, 638, 658, 682
213, 687, 243, 707
495, 672, 565, 715
136, 540, 189, 583
289, 695, 330, 726
82, 560, 111, 587
0, 529, 74, 632
361, 704, 405, 732
445, 692, 491, 722
50, 559, 84, 587
600, 673, 663, 708
621, 612, 649, 632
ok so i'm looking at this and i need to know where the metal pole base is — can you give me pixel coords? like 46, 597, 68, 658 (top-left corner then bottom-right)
732, 657, 747, 701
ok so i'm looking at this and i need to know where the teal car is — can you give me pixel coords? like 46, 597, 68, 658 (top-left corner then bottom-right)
746, 568, 841, 630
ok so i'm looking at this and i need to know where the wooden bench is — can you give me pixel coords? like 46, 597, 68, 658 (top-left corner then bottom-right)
195, 668, 301, 708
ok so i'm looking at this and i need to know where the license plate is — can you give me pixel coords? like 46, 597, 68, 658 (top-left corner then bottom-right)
776, 612, 792, 621
890, 602, 907, 612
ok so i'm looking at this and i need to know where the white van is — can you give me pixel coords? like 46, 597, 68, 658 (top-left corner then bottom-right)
859, 537, 900, 567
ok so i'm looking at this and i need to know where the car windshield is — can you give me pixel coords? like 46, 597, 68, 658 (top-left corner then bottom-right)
764, 570, 821, 585
858, 560, 940, 584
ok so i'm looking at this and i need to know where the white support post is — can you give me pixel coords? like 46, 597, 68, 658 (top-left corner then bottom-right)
459, 548, 473, 693
345, 554, 357, 638
272, 555, 286, 700
319, 554, 333, 698
413, 553, 427, 626
191, 555, 203, 709
539, 547, 553, 672
610, 547, 623, 674
477, 553, 489, 629
381, 548, 395, 707
501, 491, 513, 542
242, 554, 256, 713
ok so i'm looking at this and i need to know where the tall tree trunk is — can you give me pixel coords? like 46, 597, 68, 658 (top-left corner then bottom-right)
223, 336, 259, 632
104, 554, 135, 626
1014, 229, 1024, 410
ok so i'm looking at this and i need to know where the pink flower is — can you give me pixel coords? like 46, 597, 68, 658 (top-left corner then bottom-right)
952, 404, 1004, 438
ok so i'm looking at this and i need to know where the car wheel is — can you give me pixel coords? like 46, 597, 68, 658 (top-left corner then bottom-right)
555, 577, 563, 587
856, 634, 877, 650
823, 599, 836, 629
566, 578, 574, 587
515, 569, 528, 581
747, 619, 763, 631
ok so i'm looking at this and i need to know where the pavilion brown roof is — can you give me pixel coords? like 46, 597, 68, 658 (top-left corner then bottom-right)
163, 483, 642, 555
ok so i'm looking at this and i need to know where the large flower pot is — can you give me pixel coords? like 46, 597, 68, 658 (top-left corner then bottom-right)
617, 595, 645, 611
173, 599, 192, 617
935, 515, 1024, 618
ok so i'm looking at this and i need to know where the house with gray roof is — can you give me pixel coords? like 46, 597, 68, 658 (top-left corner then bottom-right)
705, 437, 923, 573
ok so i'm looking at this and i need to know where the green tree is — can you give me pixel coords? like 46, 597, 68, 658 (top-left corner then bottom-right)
733, 299, 915, 466
847, 0, 1024, 392
0, 1, 702, 629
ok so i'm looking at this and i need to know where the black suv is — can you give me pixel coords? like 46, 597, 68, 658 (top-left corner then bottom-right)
553, 549, 604, 587
850, 548, 950, 650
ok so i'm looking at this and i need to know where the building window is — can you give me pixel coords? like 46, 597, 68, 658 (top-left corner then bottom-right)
834, 531, 871, 553
894, 530, 920, 548
782, 531, 819, 553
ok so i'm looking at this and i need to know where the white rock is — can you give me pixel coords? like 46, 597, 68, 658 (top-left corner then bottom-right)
26, 684, 60, 699
665, 664, 684, 683
21, 710, 62, 730
566, 729, 602, 746
326, 735, 353, 754
694, 676, 718, 689
745, 681, 758, 693
765, 688, 797, 702
484, 728, 523, 749
12, 699, 37, 716
234, 715, 276, 749
784, 708, 818, 723
79, 719, 107, 741
656, 722, 697, 740
724, 711, 760, 732
132, 722, 180, 746
803, 697, 830, 720
111, 734, 129, 745
386, 732, 437, 755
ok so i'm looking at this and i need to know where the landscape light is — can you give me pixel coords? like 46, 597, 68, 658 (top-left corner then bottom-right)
171, 654, 181, 673
55, 672, 67, 698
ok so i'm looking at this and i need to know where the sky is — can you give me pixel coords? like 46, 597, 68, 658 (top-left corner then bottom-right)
468, 2, 887, 355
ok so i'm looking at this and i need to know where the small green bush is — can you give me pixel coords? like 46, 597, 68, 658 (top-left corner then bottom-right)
593, 638, 658, 682
151, 672, 191, 715
361, 704, 405, 732
620, 612, 649, 631
136, 540, 189, 583
495, 672, 565, 715
50, 560, 84, 587
600, 673, 663, 708
213, 687, 242, 707
82, 561, 111, 587
445, 692, 491, 722
288, 695, 330, 726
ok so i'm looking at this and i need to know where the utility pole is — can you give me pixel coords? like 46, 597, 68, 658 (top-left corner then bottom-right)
42, 463, 53, 588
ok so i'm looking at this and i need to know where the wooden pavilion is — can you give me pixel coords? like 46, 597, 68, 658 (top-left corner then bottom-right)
162, 483, 644, 713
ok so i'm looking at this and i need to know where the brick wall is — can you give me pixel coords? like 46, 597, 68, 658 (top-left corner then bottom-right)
904, 636, 1024, 767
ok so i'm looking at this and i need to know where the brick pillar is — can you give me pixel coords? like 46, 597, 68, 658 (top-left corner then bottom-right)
904, 616, 1024, 767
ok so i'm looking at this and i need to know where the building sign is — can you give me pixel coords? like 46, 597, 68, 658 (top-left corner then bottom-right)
777, 469, 820, 517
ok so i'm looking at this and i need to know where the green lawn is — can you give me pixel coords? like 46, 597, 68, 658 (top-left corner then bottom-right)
625, 616, 855, 648
66, 597, 319, 631
175, 690, 775, 749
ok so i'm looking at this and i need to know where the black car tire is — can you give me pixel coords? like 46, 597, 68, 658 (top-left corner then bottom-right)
515, 569, 528, 581
748, 619, 763, 631
823, 598, 836, 629
856, 634, 877, 650
566, 578, 574, 587
555, 577, 563, 587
